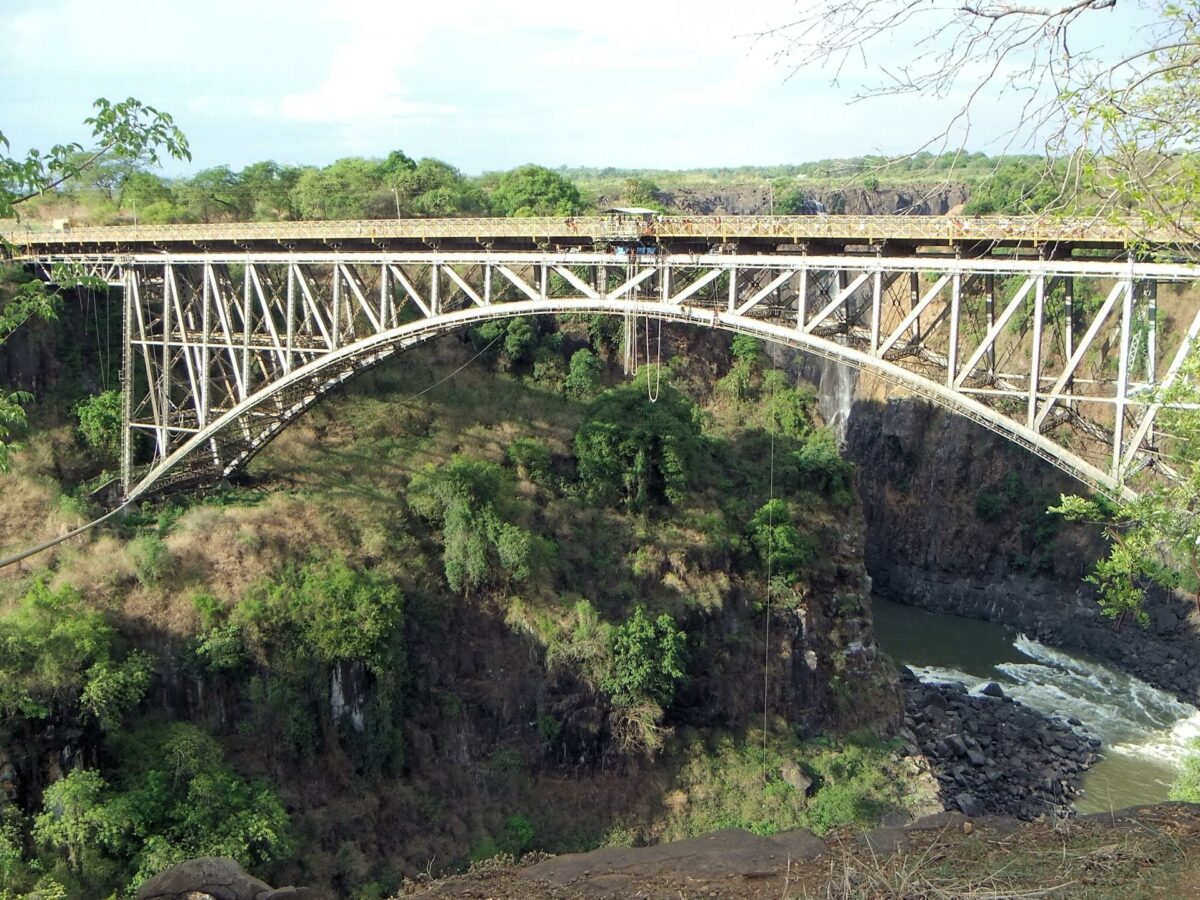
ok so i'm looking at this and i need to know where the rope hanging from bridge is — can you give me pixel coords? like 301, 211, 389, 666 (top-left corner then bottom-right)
645, 316, 662, 403
761, 348, 778, 791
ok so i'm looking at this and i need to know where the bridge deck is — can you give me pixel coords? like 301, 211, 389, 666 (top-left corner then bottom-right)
2, 214, 1188, 257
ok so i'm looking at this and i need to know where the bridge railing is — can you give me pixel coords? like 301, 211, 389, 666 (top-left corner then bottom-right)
1, 214, 1189, 250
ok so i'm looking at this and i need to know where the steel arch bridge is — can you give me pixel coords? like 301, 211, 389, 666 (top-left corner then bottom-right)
14, 234, 1200, 504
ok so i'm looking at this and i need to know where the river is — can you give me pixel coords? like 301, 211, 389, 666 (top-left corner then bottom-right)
872, 597, 1200, 813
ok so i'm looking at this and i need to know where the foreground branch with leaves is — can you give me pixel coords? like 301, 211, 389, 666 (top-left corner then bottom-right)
0, 98, 190, 470
1053, 352, 1200, 622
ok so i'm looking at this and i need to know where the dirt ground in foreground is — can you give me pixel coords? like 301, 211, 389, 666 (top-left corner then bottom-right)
392, 803, 1200, 899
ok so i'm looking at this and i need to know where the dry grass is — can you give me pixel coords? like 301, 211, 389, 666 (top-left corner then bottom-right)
808, 814, 1198, 900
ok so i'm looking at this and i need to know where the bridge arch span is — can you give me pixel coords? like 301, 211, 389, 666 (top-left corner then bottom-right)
124, 297, 1127, 504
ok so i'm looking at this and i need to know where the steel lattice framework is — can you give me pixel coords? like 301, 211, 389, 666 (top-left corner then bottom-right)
22, 250, 1200, 503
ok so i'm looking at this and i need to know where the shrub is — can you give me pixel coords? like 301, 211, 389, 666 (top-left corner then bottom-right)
1171, 739, 1200, 802
0, 579, 149, 725
129, 534, 171, 585
409, 455, 536, 594
530, 348, 566, 390
603, 606, 686, 708
42, 723, 294, 896
74, 390, 123, 465
794, 429, 854, 501
500, 814, 535, 856
762, 370, 815, 440
574, 377, 706, 510
747, 500, 818, 576
504, 317, 537, 364
242, 559, 403, 670
507, 437, 552, 483
564, 348, 602, 398
731, 334, 762, 366
975, 492, 1007, 522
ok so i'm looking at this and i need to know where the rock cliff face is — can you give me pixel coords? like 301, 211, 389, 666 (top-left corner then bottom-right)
842, 396, 1200, 702
602, 183, 970, 216
0, 290, 108, 396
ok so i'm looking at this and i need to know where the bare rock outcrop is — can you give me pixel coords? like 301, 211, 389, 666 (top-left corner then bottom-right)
136, 857, 310, 900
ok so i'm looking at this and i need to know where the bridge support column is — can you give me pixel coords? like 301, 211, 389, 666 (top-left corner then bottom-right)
1146, 279, 1158, 384
1112, 277, 1134, 478
201, 261, 212, 426
241, 264, 252, 400
985, 274, 996, 378
869, 270, 881, 351
797, 265, 808, 329
1027, 274, 1045, 428
159, 263, 172, 458
1063, 276, 1073, 403
120, 269, 135, 495
947, 272, 961, 386
909, 271, 921, 341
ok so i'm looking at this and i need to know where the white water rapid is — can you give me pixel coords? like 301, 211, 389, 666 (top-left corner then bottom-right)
909, 634, 1200, 811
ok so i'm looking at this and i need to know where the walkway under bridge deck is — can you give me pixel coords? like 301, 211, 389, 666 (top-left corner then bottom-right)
6, 219, 1200, 505
2, 214, 1193, 257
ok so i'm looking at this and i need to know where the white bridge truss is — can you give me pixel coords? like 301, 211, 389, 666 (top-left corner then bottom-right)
33, 251, 1200, 502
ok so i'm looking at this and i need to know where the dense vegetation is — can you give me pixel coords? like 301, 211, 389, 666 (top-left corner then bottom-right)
4, 148, 1079, 229
0, 281, 917, 897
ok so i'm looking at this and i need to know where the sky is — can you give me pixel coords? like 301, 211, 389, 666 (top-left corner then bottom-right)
0, 0, 1157, 176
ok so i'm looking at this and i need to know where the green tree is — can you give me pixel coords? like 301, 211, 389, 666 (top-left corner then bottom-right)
1051, 352, 1200, 623
119, 170, 175, 216
47, 723, 293, 895
620, 176, 664, 211
564, 348, 602, 398
489, 164, 583, 217
74, 389, 123, 465
378, 149, 416, 179
1, 97, 189, 220
409, 455, 536, 594
237, 160, 301, 220
0, 578, 153, 732
236, 559, 403, 672
748, 499, 816, 575
794, 428, 854, 500
761, 369, 815, 440
574, 374, 706, 510
391, 157, 487, 217
603, 606, 686, 707
290, 157, 386, 220
503, 316, 538, 363
34, 769, 106, 876
717, 335, 762, 403
1, 98, 189, 465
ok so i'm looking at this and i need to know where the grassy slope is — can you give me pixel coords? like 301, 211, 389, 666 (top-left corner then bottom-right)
0, 321, 919, 896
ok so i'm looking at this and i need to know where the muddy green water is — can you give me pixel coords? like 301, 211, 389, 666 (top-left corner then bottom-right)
871, 597, 1199, 814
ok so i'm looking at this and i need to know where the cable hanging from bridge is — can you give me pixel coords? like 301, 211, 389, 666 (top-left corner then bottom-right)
761, 345, 779, 793
645, 315, 662, 403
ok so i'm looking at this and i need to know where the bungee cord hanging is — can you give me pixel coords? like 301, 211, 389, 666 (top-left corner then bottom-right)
645, 314, 662, 403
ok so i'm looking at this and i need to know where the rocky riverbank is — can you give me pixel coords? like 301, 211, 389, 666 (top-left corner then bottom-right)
844, 397, 1200, 705
898, 670, 1100, 820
